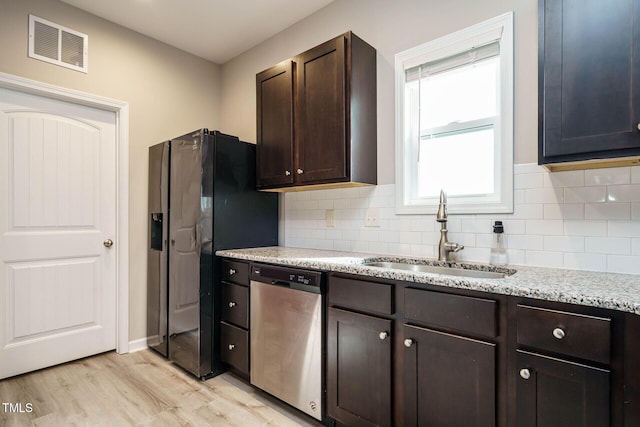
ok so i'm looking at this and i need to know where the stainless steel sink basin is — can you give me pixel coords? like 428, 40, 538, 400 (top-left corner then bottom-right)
363, 261, 511, 279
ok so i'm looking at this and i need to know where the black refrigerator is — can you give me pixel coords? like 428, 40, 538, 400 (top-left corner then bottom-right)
147, 129, 278, 378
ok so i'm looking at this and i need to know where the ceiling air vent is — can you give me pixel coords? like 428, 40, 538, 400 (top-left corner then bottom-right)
28, 15, 88, 73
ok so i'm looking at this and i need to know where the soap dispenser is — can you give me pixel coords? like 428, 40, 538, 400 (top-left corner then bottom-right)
490, 220, 507, 265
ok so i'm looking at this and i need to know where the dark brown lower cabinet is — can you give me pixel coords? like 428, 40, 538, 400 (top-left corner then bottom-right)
403, 324, 496, 427
220, 321, 249, 377
327, 307, 392, 427
516, 350, 610, 427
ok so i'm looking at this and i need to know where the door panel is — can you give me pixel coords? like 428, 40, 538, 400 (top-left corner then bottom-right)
516, 350, 610, 427
256, 61, 295, 188
403, 324, 496, 427
327, 307, 392, 427
167, 138, 202, 373
0, 88, 117, 379
296, 36, 347, 184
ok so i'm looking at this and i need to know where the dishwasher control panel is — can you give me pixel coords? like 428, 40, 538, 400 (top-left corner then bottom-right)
250, 263, 323, 289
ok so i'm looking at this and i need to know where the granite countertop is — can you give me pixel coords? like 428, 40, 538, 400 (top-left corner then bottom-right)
216, 246, 640, 315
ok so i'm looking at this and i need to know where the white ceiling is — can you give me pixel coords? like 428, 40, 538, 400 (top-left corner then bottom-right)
60, 0, 335, 64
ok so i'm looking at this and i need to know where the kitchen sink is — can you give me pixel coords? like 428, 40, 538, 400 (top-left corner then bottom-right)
362, 261, 513, 279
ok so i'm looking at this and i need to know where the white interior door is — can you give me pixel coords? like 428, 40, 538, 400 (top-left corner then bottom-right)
0, 87, 117, 379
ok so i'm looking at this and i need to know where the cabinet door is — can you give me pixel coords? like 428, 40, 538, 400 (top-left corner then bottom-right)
516, 350, 610, 427
539, 0, 640, 164
327, 307, 392, 427
403, 324, 496, 427
296, 35, 348, 184
256, 60, 294, 188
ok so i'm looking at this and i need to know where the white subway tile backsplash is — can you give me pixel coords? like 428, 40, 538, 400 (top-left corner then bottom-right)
515, 173, 543, 189
508, 235, 544, 251
513, 204, 544, 220
609, 221, 640, 237
543, 170, 585, 188
544, 236, 585, 253
526, 251, 564, 268
526, 220, 564, 236
564, 186, 607, 203
525, 188, 564, 204
563, 253, 607, 272
284, 164, 640, 275
585, 203, 631, 220
608, 255, 640, 275
607, 184, 640, 203
543, 203, 584, 220
564, 220, 607, 236
585, 237, 630, 255
585, 167, 630, 186
501, 219, 526, 235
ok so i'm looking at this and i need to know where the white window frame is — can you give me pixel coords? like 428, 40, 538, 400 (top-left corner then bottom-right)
395, 12, 514, 214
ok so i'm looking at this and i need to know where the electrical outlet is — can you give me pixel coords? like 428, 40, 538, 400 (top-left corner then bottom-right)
364, 207, 380, 227
325, 209, 335, 227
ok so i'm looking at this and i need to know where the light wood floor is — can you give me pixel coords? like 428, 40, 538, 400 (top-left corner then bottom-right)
0, 350, 323, 426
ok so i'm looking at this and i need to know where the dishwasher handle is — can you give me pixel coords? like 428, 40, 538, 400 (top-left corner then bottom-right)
251, 263, 324, 292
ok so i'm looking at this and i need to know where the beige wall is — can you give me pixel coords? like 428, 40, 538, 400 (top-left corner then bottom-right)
0, 0, 221, 342
220, 0, 539, 184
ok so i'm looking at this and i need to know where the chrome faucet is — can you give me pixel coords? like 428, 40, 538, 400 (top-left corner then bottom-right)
436, 190, 464, 262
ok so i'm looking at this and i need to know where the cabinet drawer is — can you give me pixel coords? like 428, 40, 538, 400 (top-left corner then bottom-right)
517, 305, 611, 365
221, 259, 249, 285
329, 276, 393, 315
221, 283, 249, 329
220, 321, 249, 377
404, 288, 497, 338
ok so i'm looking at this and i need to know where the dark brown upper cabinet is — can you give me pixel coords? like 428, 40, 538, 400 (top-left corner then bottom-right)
539, 0, 640, 171
256, 31, 377, 191
256, 60, 295, 188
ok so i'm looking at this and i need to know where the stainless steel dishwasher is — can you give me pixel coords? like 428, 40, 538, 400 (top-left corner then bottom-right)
250, 263, 323, 421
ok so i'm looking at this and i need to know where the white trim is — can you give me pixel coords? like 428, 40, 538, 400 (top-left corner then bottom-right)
128, 338, 149, 353
0, 72, 130, 354
395, 12, 514, 215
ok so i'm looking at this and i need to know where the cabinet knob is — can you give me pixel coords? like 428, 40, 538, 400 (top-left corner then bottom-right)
228, 344, 235, 350
285, 170, 291, 176
228, 301, 236, 308
552, 327, 565, 340
637, 123, 640, 131
229, 269, 236, 275
404, 338, 414, 348
379, 331, 389, 340
297, 168, 304, 175
520, 368, 531, 380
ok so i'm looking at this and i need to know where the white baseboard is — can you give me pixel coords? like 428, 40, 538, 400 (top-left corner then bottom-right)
127, 338, 149, 353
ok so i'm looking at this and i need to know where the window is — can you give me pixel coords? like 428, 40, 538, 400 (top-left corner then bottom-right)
395, 12, 513, 214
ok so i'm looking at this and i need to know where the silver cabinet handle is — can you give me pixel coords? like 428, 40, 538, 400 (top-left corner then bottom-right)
553, 327, 565, 340
228, 344, 235, 350
520, 368, 531, 380
379, 331, 388, 340
103, 239, 113, 248
285, 170, 291, 176
404, 338, 414, 348
297, 168, 304, 174
228, 301, 236, 308
229, 269, 236, 275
